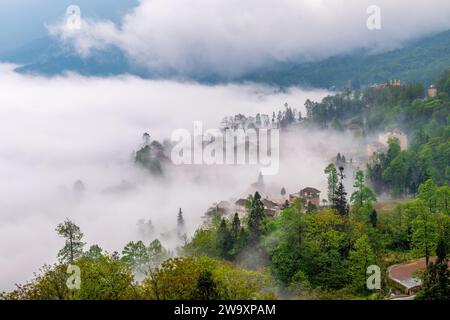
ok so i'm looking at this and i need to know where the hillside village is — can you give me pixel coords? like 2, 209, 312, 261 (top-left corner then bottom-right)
205, 172, 321, 221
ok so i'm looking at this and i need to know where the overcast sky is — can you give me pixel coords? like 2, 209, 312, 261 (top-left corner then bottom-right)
2, 1, 450, 74
0, 0, 137, 51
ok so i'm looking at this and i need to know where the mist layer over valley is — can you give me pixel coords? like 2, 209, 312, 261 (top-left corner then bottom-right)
0, 64, 368, 290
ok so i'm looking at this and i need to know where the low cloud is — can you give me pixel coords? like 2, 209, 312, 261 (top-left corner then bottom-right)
0, 64, 357, 290
49, 0, 450, 77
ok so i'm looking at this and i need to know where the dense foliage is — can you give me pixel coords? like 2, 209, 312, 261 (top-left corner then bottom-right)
1, 239, 274, 300
306, 71, 449, 197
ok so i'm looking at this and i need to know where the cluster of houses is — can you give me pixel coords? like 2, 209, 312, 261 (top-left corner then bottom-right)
366, 128, 408, 159
370, 79, 422, 90
219, 114, 278, 131
219, 108, 302, 132
427, 84, 438, 98
206, 187, 321, 219
371, 79, 438, 98
370, 79, 403, 89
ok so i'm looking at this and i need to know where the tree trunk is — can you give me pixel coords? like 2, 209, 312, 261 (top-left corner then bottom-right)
69, 230, 74, 263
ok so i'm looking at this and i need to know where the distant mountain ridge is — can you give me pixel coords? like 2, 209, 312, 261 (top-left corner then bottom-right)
0, 37, 138, 77
1, 29, 450, 88
242, 29, 450, 89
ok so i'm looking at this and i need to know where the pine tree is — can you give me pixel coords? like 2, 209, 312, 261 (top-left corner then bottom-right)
142, 132, 151, 146
369, 209, 378, 228
217, 218, 232, 258
418, 262, 450, 300
55, 218, 85, 263
333, 166, 349, 216
257, 172, 264, 186
177, 208, 185, 230
417, 237, 449, 300
231, 213, 241, 241
281, 187, 286, 196
247, 192, 266, 244
325, 163, 338, 207
177, 208, 186, 241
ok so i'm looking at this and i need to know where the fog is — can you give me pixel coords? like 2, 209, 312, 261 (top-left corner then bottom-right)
50, 0, 450, 77
0, 63, 366, 290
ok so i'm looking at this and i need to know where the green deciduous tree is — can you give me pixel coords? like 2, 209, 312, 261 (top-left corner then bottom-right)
350, 170, 376, 207
418, 179, 438, 213
73, 256, 136, 300
436, 185, 450, 214
268, 208, 305, 285
1, 256, 137, 300
121, 240, 148, 273
141, 256, 274, 300
147, 239, 168, 269
382, 153, 409, 196
348, 235, 376, 291
301, 210, 350, 289
412, 201, 438, 266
